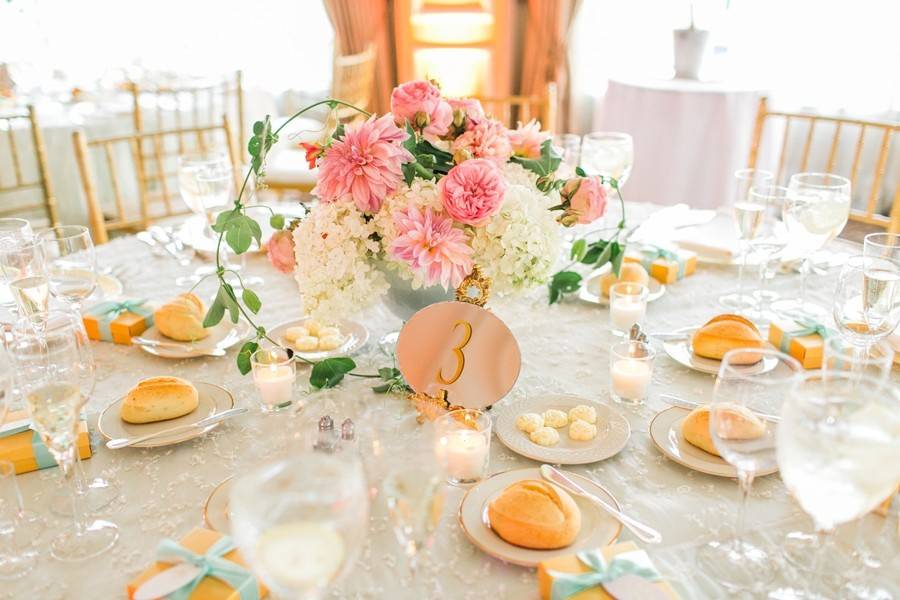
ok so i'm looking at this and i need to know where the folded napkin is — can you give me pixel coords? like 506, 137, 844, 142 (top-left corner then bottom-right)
628, 204, 716, 246
670, 215, 740, 261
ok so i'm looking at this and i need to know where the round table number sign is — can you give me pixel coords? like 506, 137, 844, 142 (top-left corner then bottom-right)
396, 301, 521, 409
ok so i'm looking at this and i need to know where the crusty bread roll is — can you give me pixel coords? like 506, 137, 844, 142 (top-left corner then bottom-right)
597, 263, 650, 297
120, 376, 199, 424
681, 404, 766, 457
488, 480, 581, 549
691, 314, 764, 364
154, 293, 209, 342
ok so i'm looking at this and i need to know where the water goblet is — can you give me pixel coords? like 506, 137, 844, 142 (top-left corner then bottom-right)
0, 219, 33, 313
742, 185, 790, 323
823, 335, 893, 379
0, 238, 49, 319
833, 255, 900, 351
580, 132, 633, 186
39, 225, 97, 314
552, 133, 582, 174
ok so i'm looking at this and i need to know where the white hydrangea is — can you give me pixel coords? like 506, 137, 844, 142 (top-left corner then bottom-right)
501, 162, 541, 191
293, 202, 388, 322
471, 183, 561, 294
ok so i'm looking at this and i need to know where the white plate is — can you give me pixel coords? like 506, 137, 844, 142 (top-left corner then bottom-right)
649, 406, 778, 478
458, 467, 622, 567
494, 394, 630, 465
270, 318, 369, 360
662, 328, 777, 375
96, 273, 124, 298
137, 319, 252, 359
98, 381, 235, 448
578, 264, 666, 306
203, 476, 233, 534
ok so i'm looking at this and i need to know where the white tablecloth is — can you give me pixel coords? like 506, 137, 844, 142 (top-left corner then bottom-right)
5, 203, 898, 599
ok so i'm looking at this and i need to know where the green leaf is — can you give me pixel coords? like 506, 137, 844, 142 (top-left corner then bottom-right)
401, 163, 416, 186
211, 208, 240, 234
236, 341, 259, 375
548, 270, 582, 304
378, 367, 401, 380
575, 166, 586, 177
581, 241, 607, 264
310, 357, 357, 389
372, 383, 391, 393
570, 238, 587, 261
511, 139, 562, 178
248, 135, 261, 157
594, 240, 614, 269
252, 121, 264, 136
269, 213, 285, 230
332, 123, 345, 141
610, 242, 625, 276
242, 288, 262, 314
217, 284, 240, 323
225, 215, 263, 254
203, 293, 226, 328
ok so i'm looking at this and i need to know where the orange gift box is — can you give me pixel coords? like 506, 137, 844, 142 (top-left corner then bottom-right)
128, 528, 267, 600
538, 541, 679, 600
83, 299, 155, 344
768, 319, 826, 369
624, 247, 697, 284
0, 410, 91, 475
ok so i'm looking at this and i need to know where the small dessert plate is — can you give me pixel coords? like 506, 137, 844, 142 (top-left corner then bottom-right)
662, 328, 777, 376
136, 319, 252, 359
203, 476, 233, 534
648, 406, 778, 478
98, 382, 235, 448
494, 394, 630, 465
458, 467, 622, 567
579, 264, 666, 306
270, 318, 369, 360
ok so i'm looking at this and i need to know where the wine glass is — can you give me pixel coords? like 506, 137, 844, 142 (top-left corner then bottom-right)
0, 238, 49, 319
580, 132, 633, 186
823, 335, 894, 379
39, 226, 97, 314
0, 460, 36, 579
741, 185, 790, 323
552, 133, 581, 175
833, 255, 900, 351
229, 454, 369, 600
0, 219, 33, 314
774, 173, 851, 317
718, 169, 774, 312
9, 319, 118, 561
777, 372, 900, 598
696, 348, 803, 592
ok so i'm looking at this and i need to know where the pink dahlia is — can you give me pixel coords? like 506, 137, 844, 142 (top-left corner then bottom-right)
438, 158, 506, 225
447, 97, 485, 129
450, 118, 512, 165
390, 80, 452, 138
391, 205, 474, 289
563, 176, 608, 224
315, 114, 413, 214
508, 119, 547, 159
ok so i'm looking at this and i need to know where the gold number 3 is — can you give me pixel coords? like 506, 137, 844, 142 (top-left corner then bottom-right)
437, 320, 472, 385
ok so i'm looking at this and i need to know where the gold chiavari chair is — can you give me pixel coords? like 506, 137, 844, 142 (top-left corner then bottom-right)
475, 82, 559, 131
0, 106, 59, 226
72, 116, 239, 245
748, 97, 900, 233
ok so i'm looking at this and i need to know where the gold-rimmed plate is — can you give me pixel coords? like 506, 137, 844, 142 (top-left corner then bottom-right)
203, 476, 233, 534
648, 406, 778, 478
137, 319, 252, 359
578, 265, 666, 306
459, 468, 621, 567
662, 327, 777, 376
98, 382, 235, 448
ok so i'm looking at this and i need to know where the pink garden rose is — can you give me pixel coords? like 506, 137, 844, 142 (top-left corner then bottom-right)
564, 176, 608, 224
447, 97, 485, 129
314, 114, 413, 214
508, 119, 547, 159
438, 158, 507, 225
266, 229, 295, 274
450, 118, 512, 165
391, 205, 474, 289
390, 80, 452, 138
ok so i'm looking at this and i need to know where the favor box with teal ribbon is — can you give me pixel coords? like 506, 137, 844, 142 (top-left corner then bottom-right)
537, 541, 679, 599
768, 318, 826, 369
127, 528, 267, 600
0, 410, 91, 475
624, 246, 697, 284
83, 298, 155, 344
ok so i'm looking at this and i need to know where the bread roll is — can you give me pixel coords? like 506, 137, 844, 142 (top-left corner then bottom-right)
597, 263, 650, 297
120, 376, 199, 424
691, 314, 764, 364
154, 293, 209, 342
488, 480, 581, 549
681, 404, 766, 457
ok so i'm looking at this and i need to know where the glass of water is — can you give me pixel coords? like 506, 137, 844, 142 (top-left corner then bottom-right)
39, 226, 97, 314
744, 185, 790, 323
0, 219, 33, 313
580, 132, 634, 186
0, 239, 49, 319
833, 255, 900, 351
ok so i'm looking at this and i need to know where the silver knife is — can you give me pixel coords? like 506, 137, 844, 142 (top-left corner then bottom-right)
105, 407, 248, 449
660, 394, 780, 423
131, 337, 226, 357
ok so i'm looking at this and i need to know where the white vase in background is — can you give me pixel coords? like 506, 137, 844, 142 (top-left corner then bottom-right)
673, 27, 709, 80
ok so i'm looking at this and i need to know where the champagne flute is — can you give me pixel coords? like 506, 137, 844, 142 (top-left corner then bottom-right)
0, 238, 49, 320
777, 372, 900, 598
229, 454, 369, 600
743, 185, 790, 323
580, 132, 634, 186
9, 320, 118, 560
0, 219, 33, 314
696, 348, 802, 592
833, 255, 900, 350
39, 226, 97, 314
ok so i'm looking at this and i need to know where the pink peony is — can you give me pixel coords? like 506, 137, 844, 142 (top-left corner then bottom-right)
450, 118, 511, 165
564, 177, 608, 224
315, 114, 413, 214
391, 205, 474, 289
508, 119, 547, 159
438, 158, 507, 225
447, 97, 485, 129
266, 229, 295, 274
390, 80, 452, 138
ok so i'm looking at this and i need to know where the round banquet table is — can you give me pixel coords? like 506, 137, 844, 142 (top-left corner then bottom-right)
5, 202, 898, 599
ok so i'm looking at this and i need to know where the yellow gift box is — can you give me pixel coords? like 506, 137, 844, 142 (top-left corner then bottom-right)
537, 541, 679, 600
624, 246, 697, 284
128, 528, 268, 600
768, 318, 828, 369
83, 298, 155, 344
0, 410, 91, 475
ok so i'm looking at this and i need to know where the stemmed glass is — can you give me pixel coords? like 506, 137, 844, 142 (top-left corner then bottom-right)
39, 226, 97, 314
0, 460, 36, 579
229, 453, 369, 599
696, 348, 803, 592
552, 134, 582, 175
9, 317, 118, 560
774, 173, 851, 317
777, 372, 900, 598
823, 335, 894, 379
833, 255, 900, 352
743, 185, 790, 323
718, 169, 774, 311
0, 219, 34, 314
0, 238, 49, 319
580, 132, 633, 186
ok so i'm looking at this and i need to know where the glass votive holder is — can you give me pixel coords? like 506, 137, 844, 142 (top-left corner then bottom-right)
609, 340, 655, 405
250, 347, 295, 413
434, 409, 491, 486
609, 282, 648, 337
822, 336, 894, 379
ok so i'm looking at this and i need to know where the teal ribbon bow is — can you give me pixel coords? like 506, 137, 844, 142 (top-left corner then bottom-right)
87, 299, 152, 340
156, 536, 259, 600
639, 245, 686, 279
778, 311, 836, 354
550, 549, 661, 600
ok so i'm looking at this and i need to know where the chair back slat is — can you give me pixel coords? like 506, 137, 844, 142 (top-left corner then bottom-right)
825, 122, 842, 172
474, 82, 558, 130
332, 44, 376, 122
0, 107, 59, 226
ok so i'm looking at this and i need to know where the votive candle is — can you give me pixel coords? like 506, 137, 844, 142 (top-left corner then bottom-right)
251, 348, 295, 413
609, 340, 655, 404
609, 282, 648, 336
435, 409, 491, 485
